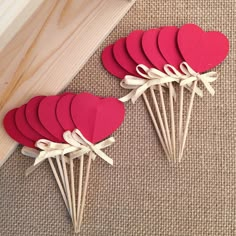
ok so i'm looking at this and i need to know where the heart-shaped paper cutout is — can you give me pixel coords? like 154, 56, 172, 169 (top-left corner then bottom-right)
158, 26, 183, 69
142, 28, 167, 70
15, 104, 42, 141
126, 30, 154, 68
56, 93, 76, 131
178, 24, 229, 72
101, 44, 128, 79
113, 38, 139, 76
3, 108, 35, 147
25, 96, 60, 142
71, 93, 125, 144
38, 95, 65, 143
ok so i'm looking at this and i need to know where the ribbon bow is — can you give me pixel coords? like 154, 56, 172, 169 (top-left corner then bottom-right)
160, 64, 203, 97
23, 129, 115, 175
119, 64, 179, 103
32, 139, 77, 165
63, 129, 115, 165
179, 62, 218, 96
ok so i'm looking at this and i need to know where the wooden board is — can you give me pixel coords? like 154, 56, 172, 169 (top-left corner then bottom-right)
0, 0, 45, 51
0, 0, 136, 167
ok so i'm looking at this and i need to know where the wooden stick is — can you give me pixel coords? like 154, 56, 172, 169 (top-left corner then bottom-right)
142, 92, 170, 160
78, 153, 93, 232
179, 80, 198, 161
169, 83, 176, 161
61, 155, 73, 224
48, 158, 70, 214
70, 157, 76, 230
150, 87, 171, 156
75, 155, 84, 233
55, 156, 66, 191
178, 85, 184, 160
158, 85, 173, 160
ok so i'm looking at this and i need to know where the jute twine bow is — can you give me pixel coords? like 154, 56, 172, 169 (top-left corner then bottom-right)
23, 129, 115, 175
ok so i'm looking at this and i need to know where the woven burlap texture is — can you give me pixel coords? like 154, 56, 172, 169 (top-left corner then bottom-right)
1, 0, 236, 235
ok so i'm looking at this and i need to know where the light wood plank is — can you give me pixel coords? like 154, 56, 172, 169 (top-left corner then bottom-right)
0, 0, 136, 167
0, 0, 45, 51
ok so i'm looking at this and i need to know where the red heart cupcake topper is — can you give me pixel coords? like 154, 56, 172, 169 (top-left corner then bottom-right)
56, 93, 76, 131
113, 37, 139, 76
71, 93, 125, 144
101, 44, 128, 79
126, 30, 154, 68
38, 96, 65, 143
15, 104, 42, 141
177, 24, 229, 72
158, 26, 184, 69
142, 28, 167, 71
25, 96, 60, 142
3, 108, 35, 148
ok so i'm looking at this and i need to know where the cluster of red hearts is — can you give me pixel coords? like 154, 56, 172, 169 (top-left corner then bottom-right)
102, 23, 229, 161
3, 93, 125, 233
3, 24, 229, 233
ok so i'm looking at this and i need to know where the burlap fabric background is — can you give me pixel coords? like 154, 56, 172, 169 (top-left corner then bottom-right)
1, 0, 236, 235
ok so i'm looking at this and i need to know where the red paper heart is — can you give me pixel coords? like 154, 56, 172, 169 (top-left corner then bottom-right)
158, 26, 183, 69
25, 96, 60, 142
71, 93, 125, 144
142, 28, 167, 70
126, 30, 154, 68
113, 38, 139, 76
178, 24, 229, 72
101, 44, 128, 79
56, 93, 76, 131
15, 104, 42, 141
3, 108, 35, 147
38, 95, 65, 142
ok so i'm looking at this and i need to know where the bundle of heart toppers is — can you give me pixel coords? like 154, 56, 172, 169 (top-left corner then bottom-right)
3, 23, 229, 232
4, 93, 125, 233
102, 23, 229, 161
